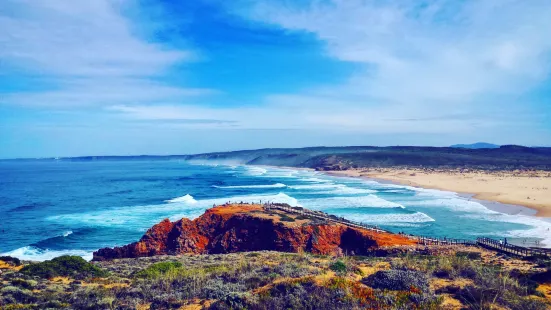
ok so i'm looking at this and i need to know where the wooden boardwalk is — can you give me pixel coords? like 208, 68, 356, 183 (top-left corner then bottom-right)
477, 237, 551, 258
262, 202, 551, 258
264, 203, 390, 234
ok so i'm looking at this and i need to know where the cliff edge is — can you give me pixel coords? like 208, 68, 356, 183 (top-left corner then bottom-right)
93, 204, 415, 260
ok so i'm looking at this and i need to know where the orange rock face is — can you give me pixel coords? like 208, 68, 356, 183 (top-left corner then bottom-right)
93, 204, 415, 261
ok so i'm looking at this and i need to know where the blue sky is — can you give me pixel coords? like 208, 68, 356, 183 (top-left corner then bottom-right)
1, 0, 550, 158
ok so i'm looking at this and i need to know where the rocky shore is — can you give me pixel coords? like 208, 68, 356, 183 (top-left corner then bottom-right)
93, 204, 415, 260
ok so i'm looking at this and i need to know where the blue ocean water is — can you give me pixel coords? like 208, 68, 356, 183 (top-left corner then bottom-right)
1, 160, 550, 261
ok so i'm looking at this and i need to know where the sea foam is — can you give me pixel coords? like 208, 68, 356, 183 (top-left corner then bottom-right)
1, 246, 94, 262
300, 194, 405, 209
213, 183, 287, 189
166, 194, 197, 204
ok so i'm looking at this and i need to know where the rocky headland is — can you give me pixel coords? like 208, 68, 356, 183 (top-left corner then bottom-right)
93, 204, 416, 261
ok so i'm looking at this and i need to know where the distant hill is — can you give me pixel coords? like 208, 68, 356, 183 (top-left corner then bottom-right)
182, 145, 551, 171
5, 145, 551, 170
450, 142, 500, 149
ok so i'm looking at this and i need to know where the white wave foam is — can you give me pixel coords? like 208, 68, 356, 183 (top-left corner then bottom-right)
346, 211, 435, 224
1, 246, 94, 262
62, 231, 73, 237
244, 166, 267, 176
213, 183, 286, 189
289, 183, 376, 195
399, 197, 498, 214
462, 213, 551, 247
302, 177, 333, 183
48, 192, 302, 229
414, 187, 458, 197
289, 183, 340, 190
301, 194, 404, 209
166, 194, 197, 204
261, 168, 298, 178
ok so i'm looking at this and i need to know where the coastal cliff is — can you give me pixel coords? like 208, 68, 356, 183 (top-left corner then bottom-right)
93, 204, 415, 260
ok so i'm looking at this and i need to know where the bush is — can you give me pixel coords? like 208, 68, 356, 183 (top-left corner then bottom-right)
134, 261, 183, 278
69, 287, 115, 310
0, 256, 22, 266
279, 214, 296, 222
273, 263, 317, 278
296, 215, 311, 220
20, 256, 107, 279
363, 269, 429, 293
201, 278, 246, 299
0, 286, 36, 304
329, 261, 347, 273
10, 278, 38, 289
456, 251, 481, 260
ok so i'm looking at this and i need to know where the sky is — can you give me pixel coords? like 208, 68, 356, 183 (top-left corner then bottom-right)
1, 0, 550, 158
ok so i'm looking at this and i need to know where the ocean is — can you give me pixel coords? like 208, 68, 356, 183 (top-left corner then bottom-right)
1, 160, 550, 261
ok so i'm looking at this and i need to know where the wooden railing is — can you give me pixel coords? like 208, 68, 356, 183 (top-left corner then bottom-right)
263, 203, 390, 234
477, 237, 551, 258
257, 202, 550, 258
415, 235, 476, 246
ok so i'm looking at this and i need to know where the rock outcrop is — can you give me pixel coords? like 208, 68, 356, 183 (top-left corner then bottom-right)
93, 204, 415, 261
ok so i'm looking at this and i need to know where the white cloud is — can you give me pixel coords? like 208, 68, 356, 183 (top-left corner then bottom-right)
0, 0, 207, 107
242, 0, 551, 102
222, 0, 551, 132
1, 0, 549, 142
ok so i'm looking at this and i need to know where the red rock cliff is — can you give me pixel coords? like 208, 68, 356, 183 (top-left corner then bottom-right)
93, 204, 415, 260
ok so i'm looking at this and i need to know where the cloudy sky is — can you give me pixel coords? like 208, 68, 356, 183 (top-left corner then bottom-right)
1, 0, 550, 158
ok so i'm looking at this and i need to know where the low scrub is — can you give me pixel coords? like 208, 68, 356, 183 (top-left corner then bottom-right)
133, 261, 183, 279
20, 256, 107, 279
279, 214, 296, 222
1, 251, 548, 309
363, 269, 430, 293
0, 256, 21, 267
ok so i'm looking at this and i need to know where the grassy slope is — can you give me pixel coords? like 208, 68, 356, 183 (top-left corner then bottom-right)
1, 247, 550, 309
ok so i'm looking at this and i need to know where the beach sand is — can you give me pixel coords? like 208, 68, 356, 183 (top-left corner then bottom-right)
327, 168, 551, 217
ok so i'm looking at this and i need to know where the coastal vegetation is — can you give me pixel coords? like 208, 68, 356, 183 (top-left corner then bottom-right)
1, 249, 550, 309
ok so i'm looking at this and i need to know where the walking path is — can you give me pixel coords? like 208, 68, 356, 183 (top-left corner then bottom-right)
262, 202, 551, 258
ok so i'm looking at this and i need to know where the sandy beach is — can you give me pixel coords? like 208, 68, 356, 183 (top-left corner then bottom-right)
327, 168, 551, 217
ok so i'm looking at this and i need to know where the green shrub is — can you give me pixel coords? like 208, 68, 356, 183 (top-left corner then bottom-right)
0, 286, 36, 304
0, 256, 22, 266
456, 251, 482, 260
134, 261, 183, 278
279, 214, 296, 222
363, 269, 429, 293
329, 261, 347, 273
10, 278, 38, 289
296, 215, 311, 220
20, 255, 107, 279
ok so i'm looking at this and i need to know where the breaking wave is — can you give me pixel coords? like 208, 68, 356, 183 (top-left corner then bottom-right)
1, 246, 94, 262
213, 183, 287, 189
166, 194, 197, 204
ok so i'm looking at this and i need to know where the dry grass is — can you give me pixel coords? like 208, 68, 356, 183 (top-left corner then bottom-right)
1, 249, 549, 309
0, 261, 23, 271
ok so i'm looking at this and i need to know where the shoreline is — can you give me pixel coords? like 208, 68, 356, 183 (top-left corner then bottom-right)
256, 164, 550, 218
325, 169, 551, 218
